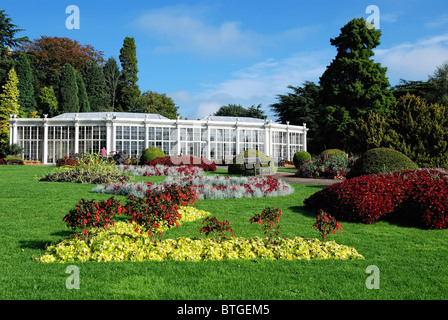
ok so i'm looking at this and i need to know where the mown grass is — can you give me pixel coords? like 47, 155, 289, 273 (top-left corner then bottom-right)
0, 165, 447, 300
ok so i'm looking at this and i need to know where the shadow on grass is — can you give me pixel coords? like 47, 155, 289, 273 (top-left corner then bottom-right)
19, 240, 54, 250
20, 230, 75, 250
288, 205, 316, 218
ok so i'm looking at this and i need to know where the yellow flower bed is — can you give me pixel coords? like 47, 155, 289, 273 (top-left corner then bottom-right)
38, 206, 364, 263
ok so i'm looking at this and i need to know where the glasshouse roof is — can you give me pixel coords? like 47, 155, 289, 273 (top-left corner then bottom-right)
52, 112, 169, 120
200, 115, 269, 123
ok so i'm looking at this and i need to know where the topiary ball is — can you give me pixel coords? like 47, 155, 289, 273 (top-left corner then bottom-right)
228, 149, 277, 175
140, 147, 165, 165
347, 147, 419, 178
293, 151, 311, 168
320, 149, 347, 161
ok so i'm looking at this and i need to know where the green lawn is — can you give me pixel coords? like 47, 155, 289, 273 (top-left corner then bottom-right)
0, 165, 447, 300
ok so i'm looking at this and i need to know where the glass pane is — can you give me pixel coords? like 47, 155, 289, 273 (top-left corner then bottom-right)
131, 127, 138, 140
115, 126, 122, 140
156, 127, 162, 141
163, 127, 169, 141
123, 127, 130, 140
148, 127, 154, 140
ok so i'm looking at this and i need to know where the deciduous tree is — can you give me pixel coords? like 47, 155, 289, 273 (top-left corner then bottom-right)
134, 91, 179, 119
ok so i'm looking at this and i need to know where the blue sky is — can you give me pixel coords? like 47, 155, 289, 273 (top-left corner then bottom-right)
3, 0, 448, 120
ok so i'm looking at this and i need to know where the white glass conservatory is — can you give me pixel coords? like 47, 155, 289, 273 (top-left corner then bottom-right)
8, 112, 308, 164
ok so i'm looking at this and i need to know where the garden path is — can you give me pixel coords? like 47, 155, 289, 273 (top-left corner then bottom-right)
271, 171, 343, 185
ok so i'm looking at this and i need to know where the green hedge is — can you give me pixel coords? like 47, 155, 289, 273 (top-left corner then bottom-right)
139, 147, 165, 165
347, 147, 419, 178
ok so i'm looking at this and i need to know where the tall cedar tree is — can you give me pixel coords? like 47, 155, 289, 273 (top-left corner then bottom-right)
0, 10, 30, 49
319, 18, 396, 151
0, 9, 30, 90
271, 82, 322, 153
76, 72, 90, 112
59, 63, 79, 113
82, 60, 109, 111
15, 53, 36, 113
103, 57, 120, 111
0, 67, 20, 144
118, 36, 140, 111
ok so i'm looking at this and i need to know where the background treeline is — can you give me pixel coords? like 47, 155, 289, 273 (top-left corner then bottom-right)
0, 10, 180, 120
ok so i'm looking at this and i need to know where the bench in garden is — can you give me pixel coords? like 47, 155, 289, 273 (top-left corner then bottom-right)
244, 157, 272, 176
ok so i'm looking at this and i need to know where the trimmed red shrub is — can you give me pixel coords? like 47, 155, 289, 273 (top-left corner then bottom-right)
304, 169, 448, 229
148, 155, 217, 172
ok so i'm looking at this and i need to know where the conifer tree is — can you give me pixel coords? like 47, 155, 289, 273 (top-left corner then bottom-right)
319, 18, 396, 151
103, 57, 120, 111
118, 36, 140, 111
0, 67, 20, 144
82, 60, 109, 111
15, 52, 36, 113
76, 72, 90, 112
387, 94, 448, 168
59, 63, 79, 113
37, 86, 58, 117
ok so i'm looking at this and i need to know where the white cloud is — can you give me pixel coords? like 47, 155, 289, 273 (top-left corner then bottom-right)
188, 53, 330, 119
134, 5, 317, 58
425, 14, 448, 28
375, 34, 448, 83
135, 5, 259, 57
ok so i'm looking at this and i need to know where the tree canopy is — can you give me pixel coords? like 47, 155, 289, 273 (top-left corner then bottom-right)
214, 104, 266, 119
133, 91, 179, 119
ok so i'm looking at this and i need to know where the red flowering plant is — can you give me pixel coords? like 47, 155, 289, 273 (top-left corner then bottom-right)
249, 206, 282, 241
125, 183, 199, 241
199, 216, 235, 242
62, 197, 124, 243
312, 209, 343, 241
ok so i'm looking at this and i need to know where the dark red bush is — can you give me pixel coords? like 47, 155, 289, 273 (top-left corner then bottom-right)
304, 169, 448, 229
147, 155, 217, 171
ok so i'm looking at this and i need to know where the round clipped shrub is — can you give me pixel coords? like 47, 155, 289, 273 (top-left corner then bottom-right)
347, 147, 418, 178
228, 149, 277, 176
293, 151, 311, 168
320, 149, 347, 161
139, 147, 165, 165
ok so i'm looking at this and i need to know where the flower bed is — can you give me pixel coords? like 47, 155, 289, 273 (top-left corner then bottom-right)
38, 221, 364, 263
296, 155, 354, 179
92, 175, 294, 199
304, 168, 448, 229
116, 164, 204, 176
